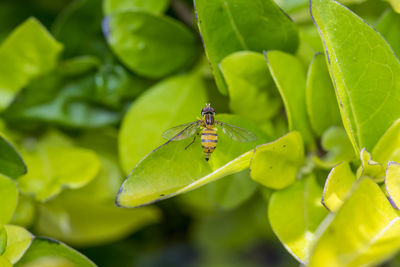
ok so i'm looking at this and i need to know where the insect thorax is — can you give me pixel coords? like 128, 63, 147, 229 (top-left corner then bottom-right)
203, 113, 215, 128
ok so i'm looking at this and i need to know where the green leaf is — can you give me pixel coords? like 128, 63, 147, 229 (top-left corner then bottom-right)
306, 53, 341, 136
117, 114, 269, 208
194, 0, 299, 94
0, 256, 11, 267
0, 17, 62, 110
33, 130, 161, 246
309, 178, 400, 267
385, 161, 400, 210
103, 0, 170, 15
3, 225, 33, 265
321, 162, 356, 212
0, 134, 26, 179
384, 0, 400, 13
310, 0, 400, 152
357, 148, 385, 182
313, 126, 355, 169
17, 131, 100, 201
0, 174, 18, 224
105, 11, 198, 78
372, 119, 400, 165
219, 51, 281, 122
119, 73, 207, 174
10, 196, 35, 228
0, 225, 6, 255
376, 9, 400, 57
265, 51, 314, 147
250, 131, 304, 189
15, 237, 95, 267
269, 175, 328, 263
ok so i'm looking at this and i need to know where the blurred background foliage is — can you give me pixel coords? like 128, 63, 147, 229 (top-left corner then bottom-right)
1, 0, 400, 266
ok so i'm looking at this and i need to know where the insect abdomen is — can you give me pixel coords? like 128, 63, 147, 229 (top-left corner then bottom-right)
201, 128, 217, 161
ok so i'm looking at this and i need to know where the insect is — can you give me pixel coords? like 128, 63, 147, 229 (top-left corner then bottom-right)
161, 104, 257, 161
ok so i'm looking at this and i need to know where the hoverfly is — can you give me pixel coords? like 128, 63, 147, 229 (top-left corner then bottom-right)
162, 104, 257, 161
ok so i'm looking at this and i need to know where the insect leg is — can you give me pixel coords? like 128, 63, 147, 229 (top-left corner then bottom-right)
185, 132, 200, 150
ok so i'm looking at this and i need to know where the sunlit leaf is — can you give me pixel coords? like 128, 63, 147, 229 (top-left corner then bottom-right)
0, 134, 26, 179
2, 225, 33, 265
311, 0, 400, 152
306, 53, 341, 136
0, 225, 6, 255
194, 0, 299, 94
219, 51, 281, 122
103, 0, 170, 15
321, 162, 356, 212
15, 237, 96, 267
105, 11, 199, 78
385, 161, 400, 210
384, 0, 400, 13
357, 148, 385, 182
372, 119, 400, 165
117, 115, 269, 208
269, 175, 328, 263
0, 17, 62, 110
265, 51, 314, 147
0, 174, 18, 224
119, 72, 207, 174
17, 131, 100, 201
250, 131, 304, 189
309, 178, 400, 267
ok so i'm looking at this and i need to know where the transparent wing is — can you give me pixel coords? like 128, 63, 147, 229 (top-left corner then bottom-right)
162, 121, 201, 141
217, 121, 257, 142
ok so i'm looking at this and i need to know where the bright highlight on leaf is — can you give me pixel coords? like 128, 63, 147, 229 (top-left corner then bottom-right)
357, 148, 385, 182
322, 162, 356, 212
385, 161, 400, 210
372, 119, 400, 165
309, 178, 400, 267
269, 175, 328, 263
2, 225, 33, 265
194, 0, 299, 94
311, 0, 400, 153
250, 131, 304, 189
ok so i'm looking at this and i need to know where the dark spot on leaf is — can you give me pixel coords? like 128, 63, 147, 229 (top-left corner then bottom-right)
160, 194, 165, 197
282, 145, 286, 148
37, 236, 60, 244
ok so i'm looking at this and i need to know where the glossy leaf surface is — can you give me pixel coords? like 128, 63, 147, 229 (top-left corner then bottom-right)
194, 0, 298, 94
250, 131, 304, 189
0, 135, 26, 179
105, 11, 198, 78
269, 176, 328, 263
311, 0, 400, 152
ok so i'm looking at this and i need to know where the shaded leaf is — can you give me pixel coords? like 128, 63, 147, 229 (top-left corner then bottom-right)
306, 53, 341, 136
384, 0, 400, 13
250, 131, 304, 189
265, 50, 314, 147
376, 9, 400, 57
194, 0, 299, 94
0, 17, 62, 110
309, 178, 400, 267
0, 225, 6, 255
105, 11, 198, 78
314, 126, 355, 169
0, 134, 26, 179
321, 162, 356, 212
0, 174, 18, 224
311, 0, 400, 152
269, 175, 328, 263
103, 0, 170, 15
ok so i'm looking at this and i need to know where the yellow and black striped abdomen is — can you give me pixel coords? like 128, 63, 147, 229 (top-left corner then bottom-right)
201, 128, 217, 161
